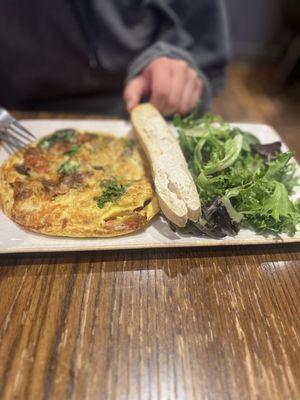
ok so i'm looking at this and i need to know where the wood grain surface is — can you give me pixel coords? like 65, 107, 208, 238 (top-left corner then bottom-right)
0, 63, 300, 400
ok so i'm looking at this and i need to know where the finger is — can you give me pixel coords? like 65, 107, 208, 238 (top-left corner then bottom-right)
188, 79, 203, 112
148, 62, 171, 113
164, 61, 189, 115
123, 74, 149, 112
179, 71, 201, 115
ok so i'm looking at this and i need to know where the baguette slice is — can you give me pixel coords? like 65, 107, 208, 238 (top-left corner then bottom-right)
130, 103, 201, 227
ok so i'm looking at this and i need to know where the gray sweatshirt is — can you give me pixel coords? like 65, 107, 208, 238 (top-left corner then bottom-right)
0, 0, 230, 115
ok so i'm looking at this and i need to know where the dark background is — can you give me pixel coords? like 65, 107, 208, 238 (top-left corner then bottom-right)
226, 0, 287, 60
225, 0, 299, 62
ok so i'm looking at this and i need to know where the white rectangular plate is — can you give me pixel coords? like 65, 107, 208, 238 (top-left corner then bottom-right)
0, 119, 299, 253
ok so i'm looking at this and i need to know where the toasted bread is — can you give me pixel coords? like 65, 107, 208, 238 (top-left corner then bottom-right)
131, 103, 201, 227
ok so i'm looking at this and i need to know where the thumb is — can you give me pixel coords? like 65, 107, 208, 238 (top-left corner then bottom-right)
123, 74, 149, 112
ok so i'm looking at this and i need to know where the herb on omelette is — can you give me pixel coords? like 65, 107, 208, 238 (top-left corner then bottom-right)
122, 138, 136, 150
95, 178, 126, 208
64, 144, 82, 157
57, 145, 82, 176
37, 129, 77, 149
172, 111, 300, 237
57, 159, 80, 176
122, 137, 136, 156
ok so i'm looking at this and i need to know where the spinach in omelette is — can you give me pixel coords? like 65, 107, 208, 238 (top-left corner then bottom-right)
0, 129, 159, 237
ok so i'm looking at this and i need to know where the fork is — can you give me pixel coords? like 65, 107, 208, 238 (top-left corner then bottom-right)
0, 107, 36, 152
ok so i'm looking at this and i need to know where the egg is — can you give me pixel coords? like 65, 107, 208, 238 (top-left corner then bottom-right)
0, 129, 159, 237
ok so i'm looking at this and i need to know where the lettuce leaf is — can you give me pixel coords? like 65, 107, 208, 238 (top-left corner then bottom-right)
174, 112, 300, 236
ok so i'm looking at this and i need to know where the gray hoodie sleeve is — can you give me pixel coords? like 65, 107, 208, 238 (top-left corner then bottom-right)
126, 0, 230, 112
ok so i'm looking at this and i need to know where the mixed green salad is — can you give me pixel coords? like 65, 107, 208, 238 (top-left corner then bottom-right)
171, 111, 300, 238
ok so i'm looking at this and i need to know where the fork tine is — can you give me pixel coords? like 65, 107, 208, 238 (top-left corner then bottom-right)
0, 108, 35, 152
6, 128, 30, 148
2, 141, 14, 154
0, 132, 22, 151
0, 131, 21, 149
7, 125, 33, 144
12, 120, 36, 139
2, 141, 20, 154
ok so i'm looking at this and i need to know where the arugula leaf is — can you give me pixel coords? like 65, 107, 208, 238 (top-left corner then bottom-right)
95, 178, 126, 209
37, 129, 77, 149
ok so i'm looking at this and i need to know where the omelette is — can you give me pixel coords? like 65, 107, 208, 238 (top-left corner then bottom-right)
0, 128, 159, 237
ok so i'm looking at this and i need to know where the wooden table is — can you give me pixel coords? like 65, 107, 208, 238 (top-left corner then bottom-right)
0, 64, 300, 399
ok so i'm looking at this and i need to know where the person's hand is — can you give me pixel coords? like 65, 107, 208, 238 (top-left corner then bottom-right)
123, 57, 203, 116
